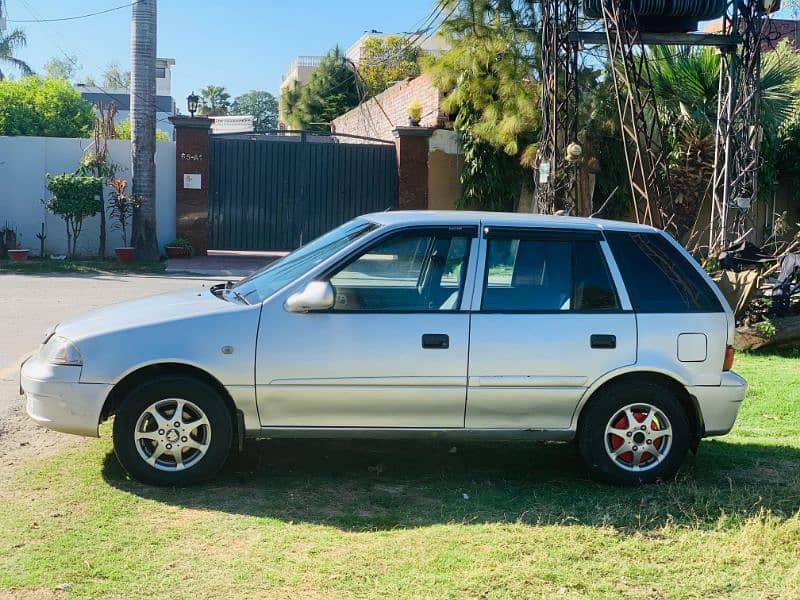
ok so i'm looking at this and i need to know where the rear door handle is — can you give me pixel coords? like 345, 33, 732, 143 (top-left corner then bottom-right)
590, 334, 616, 349
422, 333, 449, 349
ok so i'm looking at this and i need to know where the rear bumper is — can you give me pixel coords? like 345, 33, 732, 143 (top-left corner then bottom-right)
689, 371, 748, 437
21, 357, 110, 438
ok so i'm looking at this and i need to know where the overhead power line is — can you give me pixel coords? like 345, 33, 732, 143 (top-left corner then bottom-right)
8, 0, 142, 23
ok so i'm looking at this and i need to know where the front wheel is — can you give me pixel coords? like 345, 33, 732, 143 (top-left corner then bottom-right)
577, 381, 689, 485
112, 375, 233, 486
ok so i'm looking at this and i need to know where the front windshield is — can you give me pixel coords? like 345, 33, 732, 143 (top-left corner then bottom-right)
233, 219, 380, 303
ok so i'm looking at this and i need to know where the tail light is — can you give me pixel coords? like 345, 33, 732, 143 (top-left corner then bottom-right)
723, 345, 735, 371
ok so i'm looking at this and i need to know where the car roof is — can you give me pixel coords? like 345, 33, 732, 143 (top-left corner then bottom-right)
361, 210, 659, 233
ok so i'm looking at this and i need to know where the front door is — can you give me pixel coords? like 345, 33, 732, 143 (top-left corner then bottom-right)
256, 226, 476, 428
466, 227, 637, 429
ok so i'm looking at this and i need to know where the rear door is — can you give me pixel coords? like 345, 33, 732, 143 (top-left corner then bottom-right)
466, 226, 637, 429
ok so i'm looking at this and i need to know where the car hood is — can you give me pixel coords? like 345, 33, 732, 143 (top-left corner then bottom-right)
56, 288, 250, 342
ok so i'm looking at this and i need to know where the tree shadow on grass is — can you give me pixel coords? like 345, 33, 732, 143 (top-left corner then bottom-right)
102, 437, 800, 532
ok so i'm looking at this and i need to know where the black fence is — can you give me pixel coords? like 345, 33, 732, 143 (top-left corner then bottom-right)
208, 134, 398, 250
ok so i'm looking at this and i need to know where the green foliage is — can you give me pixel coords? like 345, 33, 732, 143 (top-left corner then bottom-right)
101, 62, 130, 89
358, 35, 421, 98
45, 173, 103, 256
0, 28, 33, 80
427, 5, 539, 210
231, 90, 278, 132
280, 47, 359, 130
198, 85, 231, 116
754, 318, 777, 339
166, 238, 194, 253
43, 55, 79, 81
114, 119, 170, 142
0, 77, 95, 137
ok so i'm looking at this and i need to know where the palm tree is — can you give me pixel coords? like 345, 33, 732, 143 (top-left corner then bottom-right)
130, 0, 159, 261
647, 42, 800, 239
198, 85, 231, 116
0, 29, 33, 80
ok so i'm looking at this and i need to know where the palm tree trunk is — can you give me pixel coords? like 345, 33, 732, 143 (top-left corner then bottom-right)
130, 0, 159, 261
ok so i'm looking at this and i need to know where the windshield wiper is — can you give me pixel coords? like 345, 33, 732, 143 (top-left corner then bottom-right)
222, 280, 249, 305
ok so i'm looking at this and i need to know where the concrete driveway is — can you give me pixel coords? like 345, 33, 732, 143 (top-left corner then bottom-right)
0, 273, 226, 418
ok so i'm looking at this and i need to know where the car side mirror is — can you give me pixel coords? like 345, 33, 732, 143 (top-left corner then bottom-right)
285, 280, 335, 313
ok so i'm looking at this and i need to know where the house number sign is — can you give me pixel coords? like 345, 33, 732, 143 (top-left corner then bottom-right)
180, 152, 205, 161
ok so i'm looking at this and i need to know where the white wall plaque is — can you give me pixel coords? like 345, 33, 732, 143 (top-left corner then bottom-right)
184, 174, 202, 189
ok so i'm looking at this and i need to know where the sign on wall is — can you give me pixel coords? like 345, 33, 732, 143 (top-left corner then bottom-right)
184, 174, 202, 189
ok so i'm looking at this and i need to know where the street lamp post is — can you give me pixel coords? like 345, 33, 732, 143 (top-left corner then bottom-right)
187, 92, 199, 117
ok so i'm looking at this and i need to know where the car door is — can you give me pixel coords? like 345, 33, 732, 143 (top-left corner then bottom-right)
466, 225, 637, 429
256, 225, 477, 428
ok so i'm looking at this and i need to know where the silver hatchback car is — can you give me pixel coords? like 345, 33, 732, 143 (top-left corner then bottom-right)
22, 211, 746, 485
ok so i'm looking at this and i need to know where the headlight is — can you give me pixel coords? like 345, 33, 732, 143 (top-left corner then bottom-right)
41, 336, 83, 366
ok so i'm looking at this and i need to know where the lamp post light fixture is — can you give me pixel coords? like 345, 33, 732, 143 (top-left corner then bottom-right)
187, 92, 199, 117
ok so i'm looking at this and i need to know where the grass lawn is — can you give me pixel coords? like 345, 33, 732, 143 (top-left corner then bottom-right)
0, 258, 165, 275
1, 352, 799, 598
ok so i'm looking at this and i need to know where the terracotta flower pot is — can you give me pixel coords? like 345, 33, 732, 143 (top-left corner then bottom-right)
165, 246, 189, 258
115, 247, 135, 263
8, 249, 30, 262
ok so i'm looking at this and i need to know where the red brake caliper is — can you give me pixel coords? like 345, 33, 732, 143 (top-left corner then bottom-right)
609, 414, 632, 464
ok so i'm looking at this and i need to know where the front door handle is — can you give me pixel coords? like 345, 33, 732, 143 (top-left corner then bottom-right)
422, 333, 449, 349
590, 334, 616, 349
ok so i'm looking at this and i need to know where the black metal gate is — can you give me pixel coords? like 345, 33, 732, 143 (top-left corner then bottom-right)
209, 134, 397, 250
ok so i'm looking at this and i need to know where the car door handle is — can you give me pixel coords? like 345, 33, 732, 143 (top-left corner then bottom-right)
590, 334, 616, 349
422, 334, 449, 349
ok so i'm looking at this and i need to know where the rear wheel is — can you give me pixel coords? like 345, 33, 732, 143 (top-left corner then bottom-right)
112, 376, 233, 486
577, 380, 689, 485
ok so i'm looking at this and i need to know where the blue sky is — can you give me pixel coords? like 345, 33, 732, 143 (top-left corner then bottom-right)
6, 0, 436, 104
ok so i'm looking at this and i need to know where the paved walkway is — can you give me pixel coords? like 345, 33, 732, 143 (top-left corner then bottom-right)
166, 250, 285, 277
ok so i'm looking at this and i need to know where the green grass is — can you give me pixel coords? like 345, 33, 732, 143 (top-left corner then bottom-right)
0, 258, 166, 274
1, 352, 799, 598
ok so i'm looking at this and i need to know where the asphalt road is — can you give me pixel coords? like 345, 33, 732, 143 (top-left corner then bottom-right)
0, 272, 226, 418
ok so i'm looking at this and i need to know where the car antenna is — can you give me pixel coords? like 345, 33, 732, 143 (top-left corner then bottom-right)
589, 187, 618, 219
384, 206, 393, 212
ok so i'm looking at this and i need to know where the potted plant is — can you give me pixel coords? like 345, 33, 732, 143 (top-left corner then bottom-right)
7, 230, 29, 261
165, 238, 193, 258
107, 178, 143, 262
407, 98, 423, 126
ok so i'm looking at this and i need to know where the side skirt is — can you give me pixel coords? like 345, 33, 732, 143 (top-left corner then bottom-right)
247, 427, 576, 441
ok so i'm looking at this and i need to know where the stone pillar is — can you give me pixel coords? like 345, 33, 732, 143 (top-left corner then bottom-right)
169, 115, 212, 255
393, 126, 433, 210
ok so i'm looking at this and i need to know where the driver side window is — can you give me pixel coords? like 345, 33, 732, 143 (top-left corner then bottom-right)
329, 231, 471, 311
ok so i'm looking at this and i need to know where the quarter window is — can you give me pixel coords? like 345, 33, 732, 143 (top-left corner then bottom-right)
481, 235, 619, 312
605, 231, 722, 313
329, 231, 472, 311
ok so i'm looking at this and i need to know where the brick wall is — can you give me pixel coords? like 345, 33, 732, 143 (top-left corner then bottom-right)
332, 74, 444, 142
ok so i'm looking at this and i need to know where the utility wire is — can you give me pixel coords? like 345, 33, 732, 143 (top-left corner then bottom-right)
8, 0, 143, 23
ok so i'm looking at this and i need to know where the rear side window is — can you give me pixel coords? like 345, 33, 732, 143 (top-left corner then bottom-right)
481, 234, 619, 312
605, 231, 722, 313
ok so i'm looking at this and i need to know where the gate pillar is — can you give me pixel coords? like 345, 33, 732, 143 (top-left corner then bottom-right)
169, 115, 212, 255
393, 127, 433, 210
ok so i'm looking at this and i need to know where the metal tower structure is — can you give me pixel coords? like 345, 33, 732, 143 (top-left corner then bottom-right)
535, 0, 580, 215
709, 1, 770, 250
538, 0, 773, 247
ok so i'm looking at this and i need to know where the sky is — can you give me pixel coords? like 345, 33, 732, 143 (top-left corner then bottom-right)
4, 0, 437, 105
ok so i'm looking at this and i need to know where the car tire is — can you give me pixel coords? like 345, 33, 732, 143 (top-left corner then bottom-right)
112, 375, 233, 486
577, 380, 689, 485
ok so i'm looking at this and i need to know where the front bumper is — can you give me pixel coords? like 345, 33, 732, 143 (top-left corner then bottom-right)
689, 371, 748, 437
21, 356, 111, 438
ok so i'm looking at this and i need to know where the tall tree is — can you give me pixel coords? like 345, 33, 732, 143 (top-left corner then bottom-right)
43, 55, 79, 81
102, 62, 131, 89
130, 0, 159, 261
231, 90, 278, 131
198, 85, 231, 116
280, 46, 358, 130
0, 29, 33, 80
